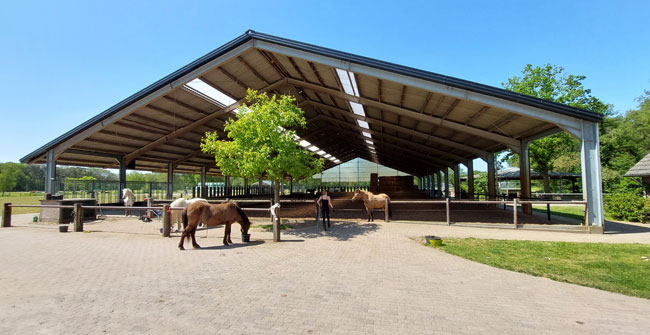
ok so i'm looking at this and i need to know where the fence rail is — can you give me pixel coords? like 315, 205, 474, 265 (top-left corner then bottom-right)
2, 198, 590, 234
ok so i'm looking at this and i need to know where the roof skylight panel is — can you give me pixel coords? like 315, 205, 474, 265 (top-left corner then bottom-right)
317, 150, 326, 155
349, 102, 366, 117
308, 146, 320, 152
362, 131, 372, 138
185, 78, 236, 107
335, 68, 357, 96
365, 140, 373, 145
357, 120, 369, 129
299, 140, 311, 147
324, 154, 332, 158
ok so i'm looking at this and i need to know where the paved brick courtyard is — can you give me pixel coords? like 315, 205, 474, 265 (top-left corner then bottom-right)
1, 215, 650, 334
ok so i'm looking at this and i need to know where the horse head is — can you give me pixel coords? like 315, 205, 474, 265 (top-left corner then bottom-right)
351, 189, 364, 201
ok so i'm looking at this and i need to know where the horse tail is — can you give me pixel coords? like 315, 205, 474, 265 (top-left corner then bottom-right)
182, 208, 189, 230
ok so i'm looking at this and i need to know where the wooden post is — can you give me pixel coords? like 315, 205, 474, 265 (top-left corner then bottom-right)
2, 203, 11, 227
445, 198, 451, 225
384, 199, 389, 223
73, 203, 84, 232
513, 198, 518, 229
162, 204, 171, 237
547, 203, 551, 221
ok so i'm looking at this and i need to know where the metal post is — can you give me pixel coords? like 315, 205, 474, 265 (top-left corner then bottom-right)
290, 176, 293, 195
580, 121, 605, 232
436, 171, 442, 197
444, 169, 450, 199
467, 159, 475, 200
445, 198, 450, 225
74, 203, 83, 232
45, 150, 56, 194
167, 163, 173, 199
519, 140, 532, 215
487, 152, 496, 201
513, 198, 518, 229
547, 203, 551, 221
162, 204, 171, 237
118, 156, 127, 204
453, 163, 461, 199
200, 166, 207, 198
2, 203, 11, 227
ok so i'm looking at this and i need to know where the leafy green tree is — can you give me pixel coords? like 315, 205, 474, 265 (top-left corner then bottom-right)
0, 163, 23, 195
502, 64, 608, 192
201, 89, 323, 239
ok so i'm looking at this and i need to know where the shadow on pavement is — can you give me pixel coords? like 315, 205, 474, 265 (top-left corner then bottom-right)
284, 221, 379, 241
605, 220, 650, 234
190, 240, 266, 250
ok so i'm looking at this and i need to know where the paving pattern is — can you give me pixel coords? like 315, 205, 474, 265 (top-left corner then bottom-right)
1, 214, 650, 334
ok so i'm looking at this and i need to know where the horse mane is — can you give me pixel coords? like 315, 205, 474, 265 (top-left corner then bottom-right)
233, 203, 250, 228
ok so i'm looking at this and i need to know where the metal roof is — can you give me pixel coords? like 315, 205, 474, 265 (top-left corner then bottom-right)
20, 30, 604, 176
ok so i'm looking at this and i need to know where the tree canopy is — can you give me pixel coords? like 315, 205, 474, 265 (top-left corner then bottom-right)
501, 64, 608, 192
201, 89, 323, 182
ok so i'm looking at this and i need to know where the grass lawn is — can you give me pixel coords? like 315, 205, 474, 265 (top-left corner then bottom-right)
532, 204, 617, 222
532, 204, 586, 221
1, 194, 43, 214
435, 238, 650, 299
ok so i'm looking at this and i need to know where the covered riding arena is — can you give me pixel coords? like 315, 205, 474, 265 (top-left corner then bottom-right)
6, 31, 650, 335
19, 30, 605, 231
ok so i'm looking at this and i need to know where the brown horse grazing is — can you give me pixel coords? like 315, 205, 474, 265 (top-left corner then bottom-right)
178, 201, 251, 250
351, 189, 392, 222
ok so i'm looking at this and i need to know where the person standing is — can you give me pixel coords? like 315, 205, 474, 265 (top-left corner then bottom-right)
317, 189, 334, 230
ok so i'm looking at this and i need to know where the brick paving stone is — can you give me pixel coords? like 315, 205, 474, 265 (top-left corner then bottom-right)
1, 214, 650, 334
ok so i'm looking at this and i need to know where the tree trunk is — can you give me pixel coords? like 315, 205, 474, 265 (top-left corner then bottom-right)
542, 171, 551, 194
272, 179, 281, 242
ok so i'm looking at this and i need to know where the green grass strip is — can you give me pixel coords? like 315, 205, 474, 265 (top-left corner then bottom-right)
436, 238, 650, 299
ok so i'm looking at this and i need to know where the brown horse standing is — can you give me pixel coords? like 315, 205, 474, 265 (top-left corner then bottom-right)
351, 189, 392, 222
178, 201, 251, 250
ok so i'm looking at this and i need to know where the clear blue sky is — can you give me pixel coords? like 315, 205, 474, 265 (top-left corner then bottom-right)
1, 0, 649, 171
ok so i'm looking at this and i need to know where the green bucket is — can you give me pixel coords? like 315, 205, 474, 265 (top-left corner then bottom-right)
425, 235, 442, 246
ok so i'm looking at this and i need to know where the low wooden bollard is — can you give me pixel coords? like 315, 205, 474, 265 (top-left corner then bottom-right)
74, 203, 84, 232
513, 198, 519, 229
162, 204, 171, 237
384, 199, 389, 222
445, 198, 451, 225
2, 203, 11, 228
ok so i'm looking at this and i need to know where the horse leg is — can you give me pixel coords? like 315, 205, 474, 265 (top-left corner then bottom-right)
223, 224, 231, 245
190, 226, 201, 249
178, 229, 189, 250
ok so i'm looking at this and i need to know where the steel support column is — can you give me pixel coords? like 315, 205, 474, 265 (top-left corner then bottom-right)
453, 163, 461, 199
45, 150, 56, 194
436, 171, 442, 197
200, 166, 206, 198
466, 159, 475, 200
487, 152, 496, 200
444, 168, 450, 198
519, 140, 532, 214
224, 175, 231, 197
118, 156, 127, 204
580, 121, 605, 230
167, 163, 173, 199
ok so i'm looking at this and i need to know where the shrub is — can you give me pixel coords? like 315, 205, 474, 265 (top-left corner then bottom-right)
604, 192, 650, 223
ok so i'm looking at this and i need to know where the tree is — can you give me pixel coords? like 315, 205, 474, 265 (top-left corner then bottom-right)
0, 163, 23, 195
502, 64, 608, 193
201, 89, 324, 240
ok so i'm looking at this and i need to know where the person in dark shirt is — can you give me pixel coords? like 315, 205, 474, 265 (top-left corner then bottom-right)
317, 189, 334, 230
